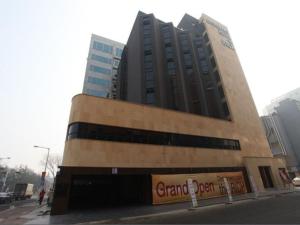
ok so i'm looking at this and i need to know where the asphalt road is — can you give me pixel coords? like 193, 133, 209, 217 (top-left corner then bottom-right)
0, 199, 38, 225
123, 192, 300, 224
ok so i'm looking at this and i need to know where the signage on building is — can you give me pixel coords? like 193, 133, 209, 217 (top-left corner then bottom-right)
205, 18, 235, 50
152, 171, 246, 204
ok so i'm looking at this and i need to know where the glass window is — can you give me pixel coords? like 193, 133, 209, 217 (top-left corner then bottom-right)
146, 87, 155, 93
210, 56, 216, 68
91, 54, 112, 64
87, 76, 110, 87
165, 46, 173, 54
89, 65, 112, 75
144, 62, 153, 69
214, 70, 220, 82
146, 80, 155, 88
143, 24, 151, 30
115, 48, 123, 58
223, 102, 230, 116
85, 89, 107, 97
207, 44, 213, 55
204, 33, 209, 43
145, 71, 154, 81
197, 47, 206, 59
93, 41, 113, 54
67, 122, 241, 150
168, 68, 176, 75
167, 62, 175, 69
218, 86, 225, 98
146, 93, 155, 104
143, 29, 151, 35
144, 37, 151, 44
144, 44, 152, 51
200, 60, 209, 74
144, 55, 152, 62
166, 52, 173, 59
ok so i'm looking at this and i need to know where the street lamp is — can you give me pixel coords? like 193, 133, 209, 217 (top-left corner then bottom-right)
34, 145, 50, 193
33, 146, 50, 173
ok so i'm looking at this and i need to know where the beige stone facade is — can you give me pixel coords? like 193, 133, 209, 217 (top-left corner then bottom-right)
63, 94, 286, 192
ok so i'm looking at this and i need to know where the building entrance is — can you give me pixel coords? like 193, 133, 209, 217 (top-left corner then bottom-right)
258, 166, 274, 188
69, 174, 151, 209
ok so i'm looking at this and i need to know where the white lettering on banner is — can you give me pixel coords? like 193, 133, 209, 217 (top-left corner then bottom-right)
187, 178, 198, 208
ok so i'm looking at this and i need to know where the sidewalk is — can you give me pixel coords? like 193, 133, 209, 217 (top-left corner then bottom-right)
25, 189, 297, 225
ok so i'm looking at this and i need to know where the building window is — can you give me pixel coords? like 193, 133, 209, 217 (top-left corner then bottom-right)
67, 122, 241, 150
167, 62, 176, 70
115, 48, 123, 58
91, 54, 112, 64
146, 71, 154, 80
144, 55, 152, 62
146, 93, 155, 104
89, 65, 112, 75
197, 47, 206, 59
93, 41, 113, 54
85, 89, 107, 97
207, 44, 213, 55
200, 60, 209, 74
218, 86, 225, 98
144, 62, 153, 69
222, 102, 230, 116
87, 76, 110, 87
214, 70, 221, 82
146, 80, 155, 88
210, 56, 217, 68
144, 37, 152, 45
204, 33, 209, 43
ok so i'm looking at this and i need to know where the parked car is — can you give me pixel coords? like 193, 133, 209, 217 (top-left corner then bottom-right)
292, 177, 300, 186
0, 192, 12, 204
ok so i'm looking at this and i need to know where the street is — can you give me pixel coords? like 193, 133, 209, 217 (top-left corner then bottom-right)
119, 192, 300, 224
0, 198, 38, 225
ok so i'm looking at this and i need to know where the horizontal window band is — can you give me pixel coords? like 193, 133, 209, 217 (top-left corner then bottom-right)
67, 122, 241, 151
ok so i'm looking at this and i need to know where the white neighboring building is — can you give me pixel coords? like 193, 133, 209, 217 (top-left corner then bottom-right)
264, 87, 300, 115
83, 34, 124, 98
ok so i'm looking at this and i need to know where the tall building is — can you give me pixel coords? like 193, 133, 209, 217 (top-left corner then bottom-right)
117, 12, 231, 120
262, 99, 300, 177
264, 87, 300, 114
83, 34, 124, 98
51, 12, 287, 215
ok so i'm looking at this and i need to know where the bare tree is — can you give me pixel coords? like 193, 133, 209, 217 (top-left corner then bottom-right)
40, 153, 62, 178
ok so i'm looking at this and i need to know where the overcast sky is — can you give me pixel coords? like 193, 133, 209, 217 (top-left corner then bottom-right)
0, 0, 299, 172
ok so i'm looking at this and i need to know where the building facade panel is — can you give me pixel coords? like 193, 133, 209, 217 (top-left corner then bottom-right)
83, 34, 124, 98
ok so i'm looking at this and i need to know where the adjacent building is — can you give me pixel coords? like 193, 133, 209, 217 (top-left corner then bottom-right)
264, 87, 300, 115
51, 12, 287, 215
82, 34, 124, 98
262, 99, 300, 177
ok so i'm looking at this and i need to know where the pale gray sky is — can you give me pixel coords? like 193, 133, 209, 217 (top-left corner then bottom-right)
0, 0, 299, 172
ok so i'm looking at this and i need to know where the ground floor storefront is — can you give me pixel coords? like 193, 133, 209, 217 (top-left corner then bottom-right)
51, 166, 252, 215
